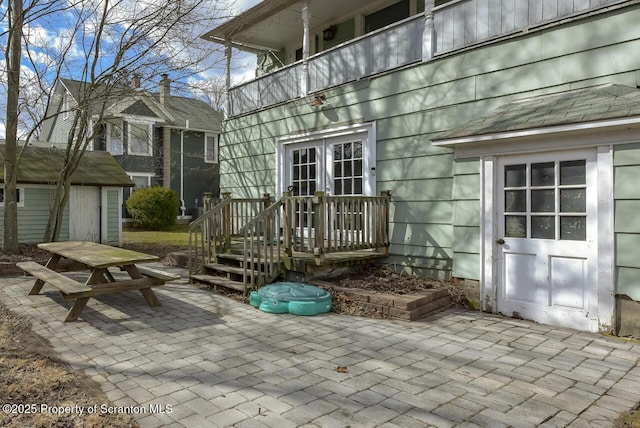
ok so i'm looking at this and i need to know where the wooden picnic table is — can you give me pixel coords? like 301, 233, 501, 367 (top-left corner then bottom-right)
17, 241, 179, 322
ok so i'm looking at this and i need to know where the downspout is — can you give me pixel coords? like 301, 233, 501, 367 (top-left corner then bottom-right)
179, 120, 188, 217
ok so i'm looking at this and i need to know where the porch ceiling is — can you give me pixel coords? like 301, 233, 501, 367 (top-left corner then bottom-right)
432, 84, 640, 146
202, 0, 375, 52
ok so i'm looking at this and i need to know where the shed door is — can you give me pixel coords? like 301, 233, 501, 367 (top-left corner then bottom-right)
69, 186, 100, 242
496, 150, 598, 331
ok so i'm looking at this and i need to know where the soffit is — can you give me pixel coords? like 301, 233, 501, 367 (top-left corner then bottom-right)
202, 0, 380, 51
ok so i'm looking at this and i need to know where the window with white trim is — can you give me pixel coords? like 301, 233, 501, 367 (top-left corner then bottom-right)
106, 121, 124, 155
129, 174, 153, 190
63, 91, 71, 120
0, 188, 24, 207
128, 122, 153, 156
205, 134, 218, 163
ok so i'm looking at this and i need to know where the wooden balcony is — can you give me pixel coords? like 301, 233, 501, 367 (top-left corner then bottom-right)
188, 192, 391, 295
226, 0, 625, 117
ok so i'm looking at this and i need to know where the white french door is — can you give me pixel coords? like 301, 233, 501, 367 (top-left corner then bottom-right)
496, 149, 598, 331
284, 137, 372, 197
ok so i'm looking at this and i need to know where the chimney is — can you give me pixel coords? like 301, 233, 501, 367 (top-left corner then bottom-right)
131, 73, 140, 89
160, 74, 170, 106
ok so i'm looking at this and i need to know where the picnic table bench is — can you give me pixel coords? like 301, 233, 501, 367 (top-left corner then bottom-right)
17, 242, 180, 322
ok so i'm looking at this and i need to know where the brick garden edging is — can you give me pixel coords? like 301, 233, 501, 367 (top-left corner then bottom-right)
311, 280, 450, 321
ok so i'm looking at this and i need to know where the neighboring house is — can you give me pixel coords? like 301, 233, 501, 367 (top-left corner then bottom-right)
40, 76, 223, 219
0, 145, 133, 246
202, 0, 640, 335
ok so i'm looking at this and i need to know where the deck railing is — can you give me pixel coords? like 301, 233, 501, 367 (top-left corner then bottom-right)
188, 191, 392, 287
188, 193, 271, 276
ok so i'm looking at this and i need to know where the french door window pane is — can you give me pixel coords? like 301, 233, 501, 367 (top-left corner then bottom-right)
561, 216, 586, 241
560, 160, 585, 185
531, 189, 555, 212
344, 142, 352, 159
505, 164, 526, 187
334, 163, 342, 177
355, 178, 362, 194
560, 189, 585, 212
505, 190, 526, 212
344, 179, 352, 194
531, 216, 555, 239
334, 179, 342, 195
505, 216, 526, 238
354, 160, 362, 176
531, 162, 554, 186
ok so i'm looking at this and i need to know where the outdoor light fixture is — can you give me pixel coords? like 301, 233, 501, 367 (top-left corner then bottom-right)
311, 94, 326, 107
323, 25, 337, 41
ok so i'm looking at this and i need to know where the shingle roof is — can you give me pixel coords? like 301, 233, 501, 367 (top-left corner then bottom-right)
0, 145, 134, 187
433, 84, 640, 141
60, 78, 222, 132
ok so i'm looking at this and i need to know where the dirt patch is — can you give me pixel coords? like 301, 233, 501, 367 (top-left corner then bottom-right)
0, 304, 137, 427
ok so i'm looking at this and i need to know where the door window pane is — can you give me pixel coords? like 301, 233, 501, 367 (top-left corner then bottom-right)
560, 189, 585, 212
531, 189, 555, 212
531, 162, 554, 186
560, 160, 585, 185
505, 216, 526, 238
505, 190, 525, 212
505, 164, 526, 187
531, 216, 555, 239
560, 216, 586, 241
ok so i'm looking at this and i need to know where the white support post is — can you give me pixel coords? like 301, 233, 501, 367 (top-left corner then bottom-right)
224, 42, 232, 118
300, 0, 310, 97
423, 0, 435, 61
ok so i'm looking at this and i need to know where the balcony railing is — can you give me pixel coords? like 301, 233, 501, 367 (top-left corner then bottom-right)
228, 14, 424, 117
226, 0, 625, 117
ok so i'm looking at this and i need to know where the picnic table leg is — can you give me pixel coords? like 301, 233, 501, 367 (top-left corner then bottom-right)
139, 288, 162, 307
122, 265, 162, 307
28, 254, 61, 295
64, 297, 90, 322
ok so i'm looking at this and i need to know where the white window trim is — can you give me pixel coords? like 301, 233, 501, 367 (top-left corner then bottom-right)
0, 187, 25, 208
275, 122, 376, 198
205, 133, 219, 164
106, 121, 124, 156
63, 90, 71, 120
127, 121, 154, 156
128, 172, 154, 189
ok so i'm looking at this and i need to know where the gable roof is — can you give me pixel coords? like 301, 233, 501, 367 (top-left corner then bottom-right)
0, 145, 134, 187
432, 84, 640, 144
60, 78, 222, 133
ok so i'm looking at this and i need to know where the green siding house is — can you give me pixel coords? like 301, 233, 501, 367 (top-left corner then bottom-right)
203, 0, 640, 334
0, 146, 133, 246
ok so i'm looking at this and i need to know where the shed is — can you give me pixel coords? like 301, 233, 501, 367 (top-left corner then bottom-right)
0, 145, 134, 246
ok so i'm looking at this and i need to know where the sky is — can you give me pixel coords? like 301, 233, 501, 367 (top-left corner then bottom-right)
0, 0, 264, 139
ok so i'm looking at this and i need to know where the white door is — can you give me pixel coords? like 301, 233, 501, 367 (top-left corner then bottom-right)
69, 186, 101, 242
496, 150, 598, 331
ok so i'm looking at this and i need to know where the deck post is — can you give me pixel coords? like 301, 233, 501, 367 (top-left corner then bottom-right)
380, 190, 391, 255
313, 191, 325, 265
222, 192, 232, 252
282, 191, 293, 269
263, 193, 271, 240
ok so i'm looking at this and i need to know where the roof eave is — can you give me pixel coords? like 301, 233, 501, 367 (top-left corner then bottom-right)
432, 116, 640, 147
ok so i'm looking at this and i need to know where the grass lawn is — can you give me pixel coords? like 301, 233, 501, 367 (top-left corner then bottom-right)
122, 224, 190, 255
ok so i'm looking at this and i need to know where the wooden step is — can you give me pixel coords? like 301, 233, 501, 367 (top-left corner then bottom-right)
191, 275, 245, 292
217, 253, 283, 266
204, 262, 256, 277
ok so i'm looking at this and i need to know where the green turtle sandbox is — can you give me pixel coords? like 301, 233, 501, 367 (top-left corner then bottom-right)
250, 282, 332, 315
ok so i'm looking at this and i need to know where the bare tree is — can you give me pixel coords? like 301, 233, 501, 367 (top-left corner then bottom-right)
3, 0, 25, 254
3, 0, 234, 243
189, 74, 227, 111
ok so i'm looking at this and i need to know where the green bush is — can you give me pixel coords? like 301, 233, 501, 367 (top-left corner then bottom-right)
126, 187, 179, 230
